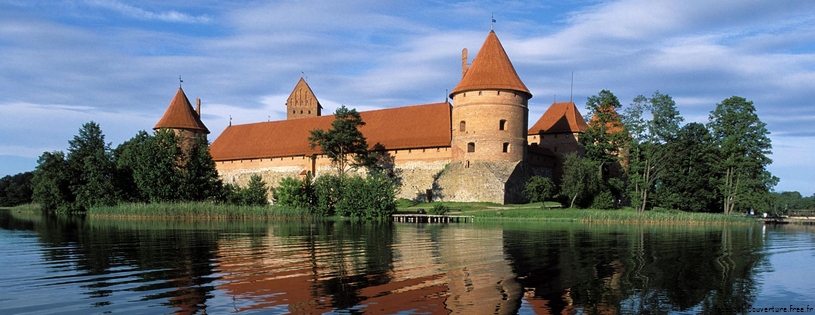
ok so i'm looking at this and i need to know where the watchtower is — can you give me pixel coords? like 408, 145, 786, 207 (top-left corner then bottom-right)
449, 31, 532, 164
154, 87, 210, 143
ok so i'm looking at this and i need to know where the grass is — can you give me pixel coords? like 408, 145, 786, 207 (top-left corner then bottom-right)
86, 202, 312, 220
397, 201, 757, 224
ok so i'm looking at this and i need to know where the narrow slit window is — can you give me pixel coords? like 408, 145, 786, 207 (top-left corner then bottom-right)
467, 142, 475, 153
499, 119, 507, 130
460, 121, 466, 132
503, 143, 509, 153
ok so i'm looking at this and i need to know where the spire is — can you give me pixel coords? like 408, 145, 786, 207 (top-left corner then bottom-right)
450, 31, 531, 98
154, 87, 210, 134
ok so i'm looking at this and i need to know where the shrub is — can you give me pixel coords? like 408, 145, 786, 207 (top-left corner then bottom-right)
273, 176, 311, 209
313, 174, 342, 216
428, 203, 449, 215
334, 172, 396, 219
524, 176, 555, 205
241, 175, 269, 206
591, 190, 616, 210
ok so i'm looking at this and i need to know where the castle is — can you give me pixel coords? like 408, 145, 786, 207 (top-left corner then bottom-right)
154, 31, 589, 204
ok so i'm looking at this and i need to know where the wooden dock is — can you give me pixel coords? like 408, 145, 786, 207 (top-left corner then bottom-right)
391, 214, 475, 223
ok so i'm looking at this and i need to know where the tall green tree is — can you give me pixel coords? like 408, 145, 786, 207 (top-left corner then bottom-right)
180, 135, 223, 201
581, 90, 629, 180
309, 105, 371, 178
560, 152, 604, 208
66, 122, 117, 210
708, 96, 777, 214
656, 123, 720, 212
32, 151, 74, 212
524, 175, 555, 207
622, 91, 683, 213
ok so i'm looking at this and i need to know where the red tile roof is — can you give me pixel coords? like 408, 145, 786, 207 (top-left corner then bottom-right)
528, 102, 588, 134
450, 31, 531, 98
590, 105, 625, 134
210, 102, 452, 161
153, 88, 210, 133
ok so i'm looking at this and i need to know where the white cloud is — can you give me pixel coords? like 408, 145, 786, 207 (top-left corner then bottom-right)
84, 0, 211, 23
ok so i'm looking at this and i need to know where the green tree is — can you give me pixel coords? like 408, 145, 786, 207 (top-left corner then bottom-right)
309, 105, 372, 178
622, 91, 683, 213
180, 135, 222, 201
708, 96, 777, 214
524, 175, 555, 207
66, 122, 117, 210
581, 90, 629, 180
273, 176, 311, 209
32, 151, 74, 212
560, 153, 604, 208
241, 175, 269, 206
656, 123, 720, 212
0, 171, 34, 207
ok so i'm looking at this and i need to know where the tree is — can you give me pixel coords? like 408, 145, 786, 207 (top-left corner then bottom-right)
309, 105, 372, 178
180, 135, 223, 201
524, 176, 555, 207
32, 151, 73, 212
241, 175, 269, 206
622, 91, 683, 213
560, 153, 604, 208
708, 96, 777, 214
0, 171, 34, 207
66, 122, 117, 210
656, 123, 720, 212
581, 90, 629, 180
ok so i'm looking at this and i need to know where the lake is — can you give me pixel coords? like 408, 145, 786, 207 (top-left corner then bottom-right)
1, 210, 813, 314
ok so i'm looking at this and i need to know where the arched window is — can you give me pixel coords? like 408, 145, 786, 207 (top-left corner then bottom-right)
460, 121, 466, 132
467, 142, 475, 152
502, 143, 509, 153
499, 119, 507, 130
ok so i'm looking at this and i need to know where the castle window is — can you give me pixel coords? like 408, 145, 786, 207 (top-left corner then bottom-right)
292, 110, 295, 114
467, 142, 475, 153
499, 119, 507, 130
460, 121, 466, 132
503, 143, 509, 153
554, 146, 558, 152
300, 110, 303, 114
478, 91, 482, 95
308, 110, 311, 114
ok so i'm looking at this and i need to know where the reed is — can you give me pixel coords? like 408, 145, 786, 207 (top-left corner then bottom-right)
469, 207, 756, 224
87, 202, 312, 220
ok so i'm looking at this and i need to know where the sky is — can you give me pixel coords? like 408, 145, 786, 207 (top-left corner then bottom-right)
1, 0, 813, 196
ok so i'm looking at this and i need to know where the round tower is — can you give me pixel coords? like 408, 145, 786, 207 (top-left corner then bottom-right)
449, 31, 532, 163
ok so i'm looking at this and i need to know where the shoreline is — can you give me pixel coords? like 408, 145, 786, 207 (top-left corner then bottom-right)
4, 202, 758, 225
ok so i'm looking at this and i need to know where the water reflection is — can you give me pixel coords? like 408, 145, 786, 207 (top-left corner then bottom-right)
0, 211, 775, 314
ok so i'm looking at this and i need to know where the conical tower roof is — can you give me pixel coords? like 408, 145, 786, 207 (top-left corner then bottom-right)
154, 87, 210, 134
450, 31, 531, 98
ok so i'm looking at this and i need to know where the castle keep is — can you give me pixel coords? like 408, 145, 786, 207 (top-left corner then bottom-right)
158, 31, 589, 204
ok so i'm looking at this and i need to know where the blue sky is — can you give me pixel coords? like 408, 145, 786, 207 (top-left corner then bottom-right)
1, 0, 813, 196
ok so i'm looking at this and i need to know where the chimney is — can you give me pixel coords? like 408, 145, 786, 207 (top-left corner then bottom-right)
195, 98, 201, 116
461, 48, 468, 78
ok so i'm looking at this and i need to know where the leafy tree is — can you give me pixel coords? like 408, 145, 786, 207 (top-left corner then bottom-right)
622, 91, 683, 213
560, 152, 604, 208
524, 175, 555, 207
708, 96, 777, 214
581, 90, 629, 180
656, 123, 720, 212
273, 176, 311, 209
180, 135, 223, 201
32, 151, 74, 212
309, 105, 372, 178
241, 175, 269, 206
66, 121, 117, 210
334, 172, 397, 219
0, 171, 34, 207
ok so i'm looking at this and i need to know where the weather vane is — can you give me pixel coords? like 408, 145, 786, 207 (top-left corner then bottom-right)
491, 13, 496, 31
179, 75, 183, 88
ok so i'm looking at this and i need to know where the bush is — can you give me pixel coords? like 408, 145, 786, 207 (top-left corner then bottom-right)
334, 172, 396, 219
428, 203, 449, 215
591, 190, 616, 210
313, 174, 342, 216
524, 176, 555, 205
273, 176, 311, 209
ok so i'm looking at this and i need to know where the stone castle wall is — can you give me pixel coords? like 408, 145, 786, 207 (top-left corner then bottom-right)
215, 147, 452, 202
